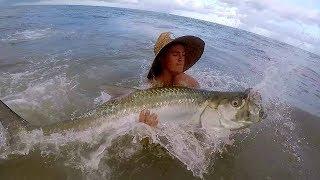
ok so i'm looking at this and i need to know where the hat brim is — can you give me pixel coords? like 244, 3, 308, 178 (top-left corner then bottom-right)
147, 35, 205, 80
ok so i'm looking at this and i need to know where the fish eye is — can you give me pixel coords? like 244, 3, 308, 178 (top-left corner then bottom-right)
231, 99, 241, 107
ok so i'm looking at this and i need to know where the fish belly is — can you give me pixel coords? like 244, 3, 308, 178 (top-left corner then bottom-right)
150, 104, 199, 124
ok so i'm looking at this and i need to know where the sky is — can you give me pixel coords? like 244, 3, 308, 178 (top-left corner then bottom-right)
1, 0, 320, 55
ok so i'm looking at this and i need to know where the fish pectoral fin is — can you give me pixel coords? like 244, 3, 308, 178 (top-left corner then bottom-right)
220, 119, 243, 130
190, 100, 210, 124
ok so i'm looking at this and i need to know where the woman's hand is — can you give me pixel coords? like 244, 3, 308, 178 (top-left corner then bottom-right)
139, 109, 159, 127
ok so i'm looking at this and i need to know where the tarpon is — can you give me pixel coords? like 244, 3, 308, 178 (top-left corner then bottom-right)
0, 86, 265, 145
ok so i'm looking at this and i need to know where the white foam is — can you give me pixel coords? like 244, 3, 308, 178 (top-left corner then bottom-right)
1, 28, 54, 42
2, 74, 85, 125
94, 91, 111, 105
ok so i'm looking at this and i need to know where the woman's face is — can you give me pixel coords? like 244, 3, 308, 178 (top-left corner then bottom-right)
163, 44, 185, 75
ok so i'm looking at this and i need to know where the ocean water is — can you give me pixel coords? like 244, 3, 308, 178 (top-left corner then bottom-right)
0, 5, 319, 179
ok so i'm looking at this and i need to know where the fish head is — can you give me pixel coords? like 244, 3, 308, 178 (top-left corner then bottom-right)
204, 88, 266, 130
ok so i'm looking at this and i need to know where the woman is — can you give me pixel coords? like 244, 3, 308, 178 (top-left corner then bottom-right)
139, 32, 205, 127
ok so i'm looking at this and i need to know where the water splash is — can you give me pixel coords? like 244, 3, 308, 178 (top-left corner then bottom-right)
250, 62, 307, 174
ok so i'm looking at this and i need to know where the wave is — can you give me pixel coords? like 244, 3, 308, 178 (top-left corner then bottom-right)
1, 28, 54, 42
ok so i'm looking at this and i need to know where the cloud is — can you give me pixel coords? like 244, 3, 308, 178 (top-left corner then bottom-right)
218, 0, 320, 54
2, 0, 320, 55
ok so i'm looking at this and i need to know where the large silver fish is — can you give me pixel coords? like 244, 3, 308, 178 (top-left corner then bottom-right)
0, 87, 265, 145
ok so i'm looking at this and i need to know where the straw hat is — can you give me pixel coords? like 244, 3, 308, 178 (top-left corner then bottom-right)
147, 32, 205, 79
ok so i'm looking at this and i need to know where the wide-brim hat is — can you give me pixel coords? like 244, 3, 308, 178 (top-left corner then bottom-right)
147, 32, 205, 79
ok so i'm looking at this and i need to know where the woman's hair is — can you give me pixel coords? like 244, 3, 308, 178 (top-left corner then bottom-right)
147, 42, 185, 80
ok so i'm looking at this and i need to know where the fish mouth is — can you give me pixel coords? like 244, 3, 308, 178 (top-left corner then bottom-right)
249, 107, 267, 121
229, 110, 267, 131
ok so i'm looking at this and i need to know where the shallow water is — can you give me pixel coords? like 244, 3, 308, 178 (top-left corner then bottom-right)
0, 5, 319, 179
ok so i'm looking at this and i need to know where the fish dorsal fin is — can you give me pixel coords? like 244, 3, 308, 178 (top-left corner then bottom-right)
99, 84, 141, 100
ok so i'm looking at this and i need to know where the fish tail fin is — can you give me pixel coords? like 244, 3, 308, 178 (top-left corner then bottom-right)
0, 99, 31, 144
